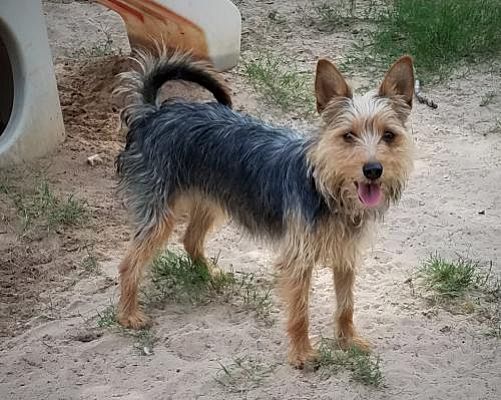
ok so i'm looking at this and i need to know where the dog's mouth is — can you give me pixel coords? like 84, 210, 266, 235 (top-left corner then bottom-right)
355, 182, 383, 208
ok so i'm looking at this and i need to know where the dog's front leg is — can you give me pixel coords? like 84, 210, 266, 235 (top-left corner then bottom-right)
332, 264, 371, 352
277, 259, 316, 368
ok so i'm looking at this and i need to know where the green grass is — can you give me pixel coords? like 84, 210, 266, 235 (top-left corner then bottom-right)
243, 53, 315, 116
148, 250, 274, 322
420, 255, 501, 300
13, 181, 88, 232
96, 305, 117, 328
315, 338, 383, 387
215, 356, 274, 393
95, 305, 155, 355
420, 254, 478, 298
0, 180, 10, 194
132, 328, 156, 356
81, 253, 99, 274
95, 252, 275, 355
149, 251, 236, 303
234, 272, 274, 321
418, 255, 500, 336
81, 245, 100, 274
372, 0, 501, 80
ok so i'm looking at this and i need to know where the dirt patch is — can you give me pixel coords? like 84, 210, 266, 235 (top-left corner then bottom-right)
0, 54, 130, 338
56, 55, 129, 153
0, 238, 74, 337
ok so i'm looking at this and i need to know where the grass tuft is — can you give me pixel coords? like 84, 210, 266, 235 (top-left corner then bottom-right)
133, 328, 156, 356
94, 305, 156, 355
372, 0, 501, 79
149, 251, 235, 303
215, 356, 274, 393
234, 272, 274, 321
14, 181, 88, 232
418, 255, 500, 337
0, 180, 11, 194
96, 305, 117, 328
243, 53, 315, 116
81, 245, 100, 274
420, 254, 477, 298
315, 338, 383, 387
148, 250, 274, 322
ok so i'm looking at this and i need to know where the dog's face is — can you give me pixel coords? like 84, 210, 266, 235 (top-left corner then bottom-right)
310, 56, 415, 213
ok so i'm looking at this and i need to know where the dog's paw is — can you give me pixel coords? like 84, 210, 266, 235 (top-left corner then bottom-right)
288, 348, 319, 369
118, 310, 151, 330
338, 335, 372, 353
207, 263, 223, 277
192, 257, 223, 278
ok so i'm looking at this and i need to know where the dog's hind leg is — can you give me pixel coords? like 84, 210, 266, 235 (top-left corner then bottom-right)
117, 212, 174, 329
182, 201, 222, 274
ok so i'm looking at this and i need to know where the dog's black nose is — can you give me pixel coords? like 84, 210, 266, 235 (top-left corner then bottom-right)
363, 162, 383, 180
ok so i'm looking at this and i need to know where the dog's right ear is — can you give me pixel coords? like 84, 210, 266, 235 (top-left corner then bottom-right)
315, 59, 352, 113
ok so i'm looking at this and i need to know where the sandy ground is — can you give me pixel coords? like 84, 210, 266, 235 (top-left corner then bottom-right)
1, 0, 500, 399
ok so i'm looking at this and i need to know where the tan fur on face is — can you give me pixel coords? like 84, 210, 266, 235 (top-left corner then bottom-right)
311, 57, 415, 218
273, 56, 414, 367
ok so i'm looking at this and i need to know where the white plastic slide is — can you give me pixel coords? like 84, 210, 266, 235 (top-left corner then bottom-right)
96, 0, 241, 70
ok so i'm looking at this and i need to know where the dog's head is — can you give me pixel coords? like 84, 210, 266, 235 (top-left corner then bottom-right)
310, 56, 415, 214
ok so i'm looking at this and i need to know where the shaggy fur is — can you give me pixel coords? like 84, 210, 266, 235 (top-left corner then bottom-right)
115, 50, 415, 368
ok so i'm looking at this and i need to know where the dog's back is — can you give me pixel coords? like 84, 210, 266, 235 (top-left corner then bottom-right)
119, 98, 327, 238
115, 50, 330, 239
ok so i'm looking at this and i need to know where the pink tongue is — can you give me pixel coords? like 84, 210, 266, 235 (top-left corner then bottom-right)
357, 183, 382, 207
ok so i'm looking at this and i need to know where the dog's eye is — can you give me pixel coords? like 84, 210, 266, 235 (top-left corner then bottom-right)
382, 131, 395, 143
343, 132, 356, 143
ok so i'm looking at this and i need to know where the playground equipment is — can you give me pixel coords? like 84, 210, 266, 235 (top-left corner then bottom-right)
0, 0, 240, 167
0, 0, 65, 167
96, 0, 241, 70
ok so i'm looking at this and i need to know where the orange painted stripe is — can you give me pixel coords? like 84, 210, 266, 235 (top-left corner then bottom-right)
121, 0, 203, 34
141, 0, 202, 29
97, 0, 144, 22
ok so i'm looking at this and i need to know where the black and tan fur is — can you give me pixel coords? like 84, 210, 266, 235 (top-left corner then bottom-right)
115, 50, 415, 367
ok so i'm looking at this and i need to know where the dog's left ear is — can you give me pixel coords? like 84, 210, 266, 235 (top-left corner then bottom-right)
315, 59, 352, 113
379, 56, 414, 107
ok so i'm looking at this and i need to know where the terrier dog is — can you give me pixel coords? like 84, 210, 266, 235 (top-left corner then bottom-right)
115, 51, 414, 368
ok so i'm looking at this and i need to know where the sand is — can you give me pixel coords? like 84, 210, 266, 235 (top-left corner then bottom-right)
0, 1, 500, 399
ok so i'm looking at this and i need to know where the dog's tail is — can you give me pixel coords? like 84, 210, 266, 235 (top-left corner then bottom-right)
116, 49, 232, 126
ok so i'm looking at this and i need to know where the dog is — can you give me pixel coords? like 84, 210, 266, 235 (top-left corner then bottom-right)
115, 50, 414, 368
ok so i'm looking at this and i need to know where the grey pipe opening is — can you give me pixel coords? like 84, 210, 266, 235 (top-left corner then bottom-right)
0, 32, 14, 137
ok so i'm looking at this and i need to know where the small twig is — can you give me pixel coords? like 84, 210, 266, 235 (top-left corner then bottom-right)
414, 80, 438, 109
